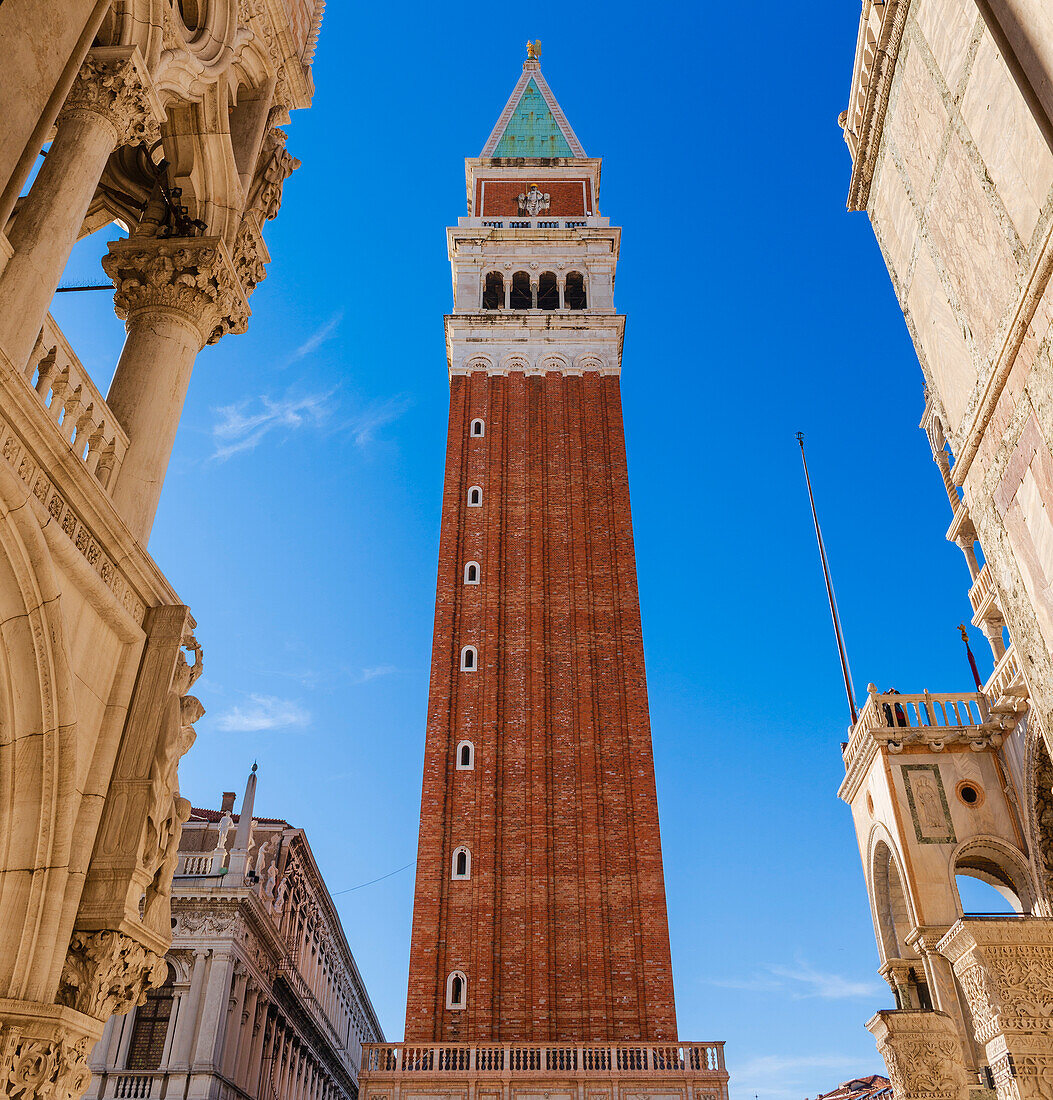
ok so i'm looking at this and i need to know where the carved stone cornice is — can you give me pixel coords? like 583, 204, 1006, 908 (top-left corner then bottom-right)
846, 0, 911, 212
60, 46, 164, 148
56, 930, 166, 1021
103, 236, 250, 346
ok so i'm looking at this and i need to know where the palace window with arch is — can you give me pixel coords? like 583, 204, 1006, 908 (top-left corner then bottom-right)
125, 964, 175, 1070
464, 561, 480, 584
456, 740, 475, 769
460, 645, 477, 671
452, 846, 471, 879
470, 418, 485, 437
447, 970, 467, 1009
467, 485, 483, 506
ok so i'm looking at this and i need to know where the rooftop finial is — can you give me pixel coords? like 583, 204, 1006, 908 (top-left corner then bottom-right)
526, 39, 541, 63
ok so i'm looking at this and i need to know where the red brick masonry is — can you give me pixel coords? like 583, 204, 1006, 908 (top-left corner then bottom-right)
404, 371, 678, 1043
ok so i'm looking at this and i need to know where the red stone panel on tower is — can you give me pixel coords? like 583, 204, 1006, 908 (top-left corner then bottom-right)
404, 370, 678, 1043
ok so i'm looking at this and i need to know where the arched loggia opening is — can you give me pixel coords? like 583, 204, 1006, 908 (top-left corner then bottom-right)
482, 271, 504, 310
510, 271, 532, 309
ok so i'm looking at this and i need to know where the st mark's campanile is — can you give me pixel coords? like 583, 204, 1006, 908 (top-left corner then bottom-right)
401, 50, 704, 1056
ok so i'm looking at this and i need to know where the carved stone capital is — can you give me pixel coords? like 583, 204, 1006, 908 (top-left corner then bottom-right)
938, 919, 1053, 1044
57, 930, 166, 1021
868, 1009, 969, 1100
103, 236, 249, 346
0, 1001, 105, 1100
60, 46, 164, 147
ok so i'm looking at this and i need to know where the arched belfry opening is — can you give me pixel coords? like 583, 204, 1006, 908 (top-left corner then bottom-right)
510, 271, 531, 310
482, 271, 504, 310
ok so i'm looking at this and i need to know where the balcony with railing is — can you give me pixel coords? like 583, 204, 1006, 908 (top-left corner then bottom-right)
18, 313, 128, 492
360, 1041, 727, 1082
841, 686, 1000, 798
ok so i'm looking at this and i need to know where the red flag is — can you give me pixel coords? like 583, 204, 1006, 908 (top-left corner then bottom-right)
960, 624, 983, 691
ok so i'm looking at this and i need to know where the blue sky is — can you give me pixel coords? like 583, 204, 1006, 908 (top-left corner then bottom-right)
53, 5, 997, 1100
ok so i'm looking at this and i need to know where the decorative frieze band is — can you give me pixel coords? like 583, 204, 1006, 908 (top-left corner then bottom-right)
0, 414, 145, 624
450, 352, 617, 377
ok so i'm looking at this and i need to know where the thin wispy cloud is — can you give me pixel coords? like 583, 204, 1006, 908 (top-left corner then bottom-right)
357, 664, 398, 683
289, 311, 343, 363
211, 391, 332, 460
215, 694, 311, 733
706, 957, 881, 1000
733, 1053, 864, 1100
769, 961, 882, 999
348, 396, 412, 446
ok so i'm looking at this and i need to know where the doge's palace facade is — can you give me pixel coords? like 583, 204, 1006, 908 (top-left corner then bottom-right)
839, 3, 1053, 1100
0, 3, 321, 1097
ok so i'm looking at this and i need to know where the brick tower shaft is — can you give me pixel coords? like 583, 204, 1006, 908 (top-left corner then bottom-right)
404, 54, 679, 1045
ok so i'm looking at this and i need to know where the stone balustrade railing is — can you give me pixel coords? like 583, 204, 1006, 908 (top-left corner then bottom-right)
179, 853, 214, 875
844, 687, 992, 766
969, 562, 994, 615
24, 313, 128, 491
110, 1073, 162, 1099
362, 1042, 726, 1077
984, 643, 1023, 703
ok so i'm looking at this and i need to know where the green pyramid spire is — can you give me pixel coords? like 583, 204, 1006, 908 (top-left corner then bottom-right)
492, 78, 576, 158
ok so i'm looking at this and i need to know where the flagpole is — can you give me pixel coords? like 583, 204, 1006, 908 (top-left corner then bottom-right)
797, 432, 859, 725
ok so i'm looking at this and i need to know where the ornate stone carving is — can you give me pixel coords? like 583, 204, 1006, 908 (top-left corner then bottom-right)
57, 930, 166, 1020
102, 237, 249, 346
232, 216, 270, 298
60, 47, 162, 147
0, 1035, 92, 1100
140, 630, 204, 929
868, 1010, 967, 1100
940, 921, 1053, 1042
246, 125, 301, 225
175, 908, 238, 936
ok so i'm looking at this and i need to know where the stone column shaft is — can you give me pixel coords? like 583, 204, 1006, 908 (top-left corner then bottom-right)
0, 46, 159, 371
192, 950, 234, 1069
102, 236, 247, 543
170, 950, 207, 1070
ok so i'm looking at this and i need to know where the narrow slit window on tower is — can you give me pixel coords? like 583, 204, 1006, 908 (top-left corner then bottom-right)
468, 485, 482, 507
456, 740, 475, 769
446, 971, 466, 1009
460, 645, 477, 671
464, 561, 480, 584
482, 271, 504, 310
452, 846, 471, 879
565, 271, 587, 310
537, 271, 558, 310
470, 418, 485, 437
510, 271, 532, 309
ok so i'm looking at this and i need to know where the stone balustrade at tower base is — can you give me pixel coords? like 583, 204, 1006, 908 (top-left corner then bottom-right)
359, 1040, 729, 1100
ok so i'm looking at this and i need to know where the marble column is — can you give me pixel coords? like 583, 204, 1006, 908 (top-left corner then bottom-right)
192, 950, 234, 1070
169, 949, 208, 1070
234, 982, 259, 1088
102, 235, 248, 543
221, 968, 249, 1079
0, 46, 160, 372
